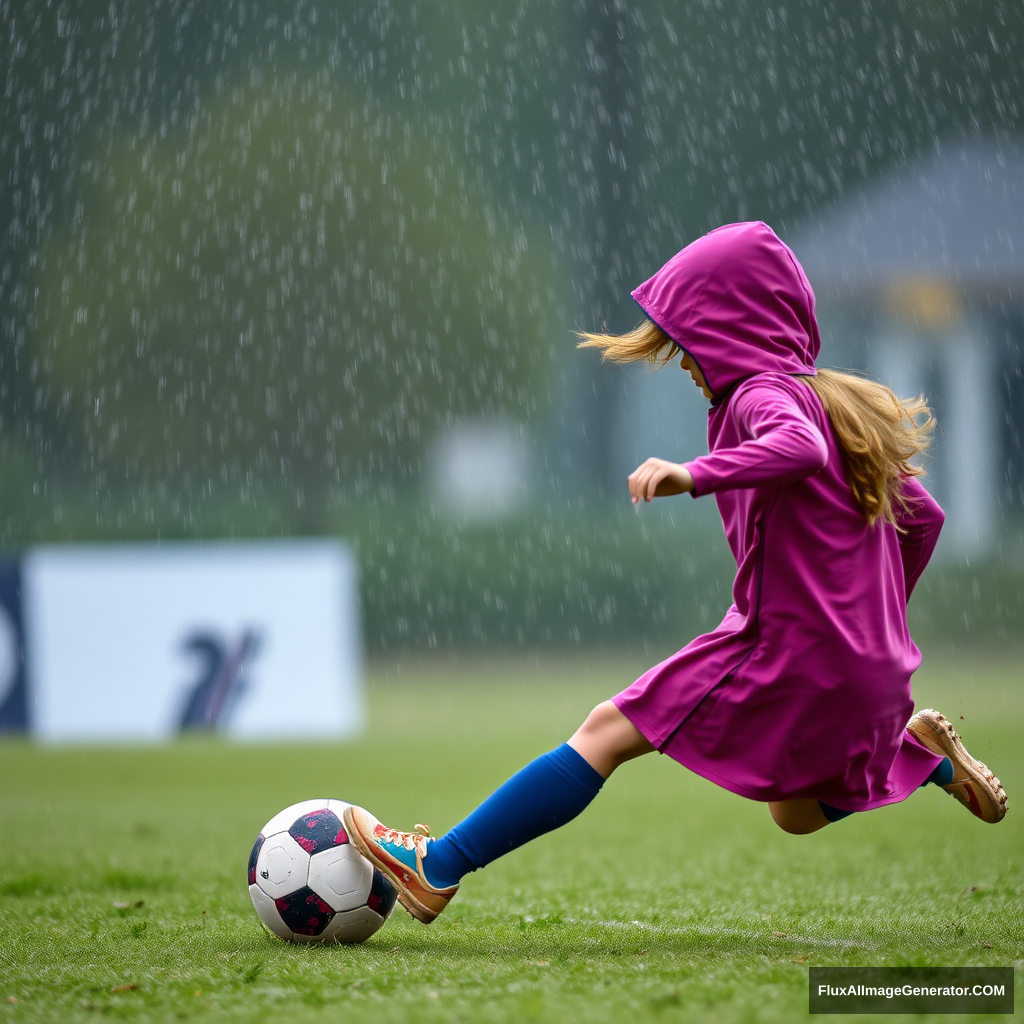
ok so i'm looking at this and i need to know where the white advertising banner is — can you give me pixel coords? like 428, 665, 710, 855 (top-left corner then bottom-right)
22, 540, 363, 743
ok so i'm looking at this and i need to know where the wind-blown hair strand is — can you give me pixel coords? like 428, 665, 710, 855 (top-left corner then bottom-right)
576, 319, 677, 365
798, 369, 933, 526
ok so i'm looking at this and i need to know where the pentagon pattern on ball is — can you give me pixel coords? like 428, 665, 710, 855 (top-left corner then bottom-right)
254, 832, 308, 900
247, 798, 398, 944
247, 834, 265, 885
275, 886, 335, 936
259, 799, 336, 840
367, 868, 399, 918
308, 844, 372, 911
316, 905, 389, 945
248, 883, 292, 942
288, 807, 348, 854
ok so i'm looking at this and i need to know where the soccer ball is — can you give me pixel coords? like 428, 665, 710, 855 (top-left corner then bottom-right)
247, 799, 397, 944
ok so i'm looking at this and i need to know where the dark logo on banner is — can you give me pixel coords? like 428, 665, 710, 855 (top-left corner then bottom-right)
177, 628, 262, 733
0, 560, 27, 733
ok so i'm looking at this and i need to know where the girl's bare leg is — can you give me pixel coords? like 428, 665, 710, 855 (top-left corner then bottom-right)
769, 799, 831, 834
568, 700, 655, 778
571, 706, 832, 832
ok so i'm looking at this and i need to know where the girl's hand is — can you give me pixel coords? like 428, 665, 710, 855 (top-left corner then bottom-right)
628, 458, 694, 503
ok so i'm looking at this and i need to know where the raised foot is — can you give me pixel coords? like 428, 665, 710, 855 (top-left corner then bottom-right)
342, 805, 459, 924
907, 709, 1007, 823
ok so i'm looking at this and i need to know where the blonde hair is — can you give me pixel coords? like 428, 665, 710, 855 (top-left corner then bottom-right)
576, 319, 934, 527
798, 370, 933, 526
576, 318, 678, 365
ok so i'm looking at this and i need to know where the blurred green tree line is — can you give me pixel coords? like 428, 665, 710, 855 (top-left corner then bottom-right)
0, 1, 1022, 652
34, 72, 561, 507
2, 0, 1021, 510
2, 1, 1021, 521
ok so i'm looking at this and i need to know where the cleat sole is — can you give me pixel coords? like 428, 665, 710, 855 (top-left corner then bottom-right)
908, 709, 1007, 824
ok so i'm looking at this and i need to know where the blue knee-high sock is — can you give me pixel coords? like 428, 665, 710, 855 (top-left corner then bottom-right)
818, 757, 954, 825
818, 801, 854, 823
926, 756, 954, 786
423, 743, 605, 889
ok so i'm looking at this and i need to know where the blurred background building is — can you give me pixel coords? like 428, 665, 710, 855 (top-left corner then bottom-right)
1, 0, 1023, 661
790, 135, 1024, 559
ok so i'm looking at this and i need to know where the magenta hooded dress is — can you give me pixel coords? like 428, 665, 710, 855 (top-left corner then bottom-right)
613, 222, 944, 811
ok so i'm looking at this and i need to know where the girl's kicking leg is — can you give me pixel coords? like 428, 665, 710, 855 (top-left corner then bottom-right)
906, 709, 1006, 821
567, 699, 656, 776
768, 799, 831, 834
768, 709, 1007, 835
343, 701, 653, 923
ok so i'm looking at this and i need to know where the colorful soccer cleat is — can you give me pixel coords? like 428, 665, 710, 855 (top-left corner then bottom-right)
341, 806, 458, 924
907, 709, 1007, 823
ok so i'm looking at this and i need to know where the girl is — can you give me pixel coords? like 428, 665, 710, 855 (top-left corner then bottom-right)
344, 221, 1007, 924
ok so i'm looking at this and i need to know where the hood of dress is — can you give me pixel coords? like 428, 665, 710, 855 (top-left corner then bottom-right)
632, 221, 820, 400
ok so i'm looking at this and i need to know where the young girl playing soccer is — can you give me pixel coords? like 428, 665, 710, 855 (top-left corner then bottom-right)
344, 221, 1007, 924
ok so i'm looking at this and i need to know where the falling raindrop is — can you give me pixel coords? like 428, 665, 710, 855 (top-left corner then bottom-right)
0, 0, 1018, 653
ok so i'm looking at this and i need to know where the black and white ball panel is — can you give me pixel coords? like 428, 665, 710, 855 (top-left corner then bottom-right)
308, 844, 374, 911
258, 799, 343, 841
248, 883, 293, 941
254, 832, 309, 900
247, 798, 396, 944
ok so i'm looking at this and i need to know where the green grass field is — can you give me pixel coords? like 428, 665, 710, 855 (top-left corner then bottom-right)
1, 654, 1021, 1023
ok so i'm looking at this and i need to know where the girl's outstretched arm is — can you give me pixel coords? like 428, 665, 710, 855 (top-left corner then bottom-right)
628, 458, 694, 503
627, 380, 826, 503
896, 476, 944, 599
683, 379, 829, 496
